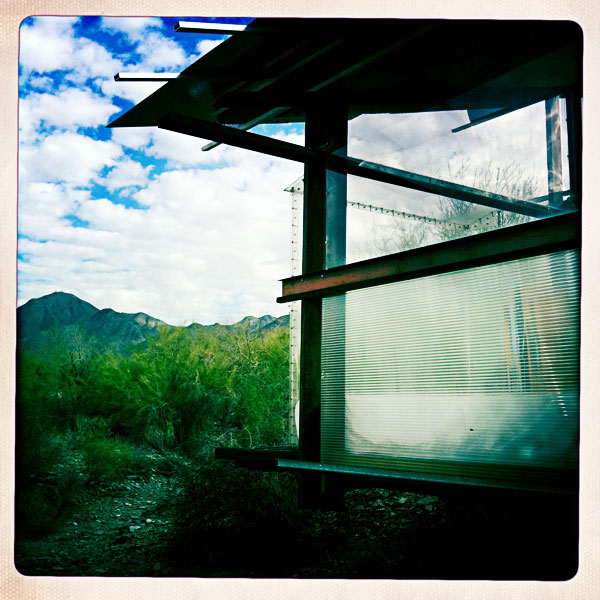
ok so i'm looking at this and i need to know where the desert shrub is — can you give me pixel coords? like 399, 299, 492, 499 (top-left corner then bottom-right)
15, 351, 85, 534
227, 327, 290, 447
86, 328, 236, 454
15, 422, 86, 537
15, 463, 86, 536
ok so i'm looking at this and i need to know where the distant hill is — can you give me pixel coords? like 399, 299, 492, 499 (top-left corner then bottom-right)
17, 292, 289, 356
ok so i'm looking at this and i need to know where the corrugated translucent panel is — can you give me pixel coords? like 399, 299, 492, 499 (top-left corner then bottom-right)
321, 250, 580, 483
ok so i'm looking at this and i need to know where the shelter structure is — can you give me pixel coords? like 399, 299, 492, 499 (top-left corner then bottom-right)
109, 18, 582, 508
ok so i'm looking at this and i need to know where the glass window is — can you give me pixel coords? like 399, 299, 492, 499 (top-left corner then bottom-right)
321, 249, 579, 483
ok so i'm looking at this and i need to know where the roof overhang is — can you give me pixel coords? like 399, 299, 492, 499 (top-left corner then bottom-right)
108, 18, 582, 131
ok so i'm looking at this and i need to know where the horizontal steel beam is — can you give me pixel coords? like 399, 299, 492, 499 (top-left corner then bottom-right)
215, 87, 566, 111
214, 447, 577, 496
114, 71, 262, 82
158, 112, 314, 161
339, 157, 562, 218
114, 72, 180, 82
201, 107, 291, 152
158, 112, 563, 219
277, 211, 579, 302
275, 459, 576, 495
174, 21, 247, 34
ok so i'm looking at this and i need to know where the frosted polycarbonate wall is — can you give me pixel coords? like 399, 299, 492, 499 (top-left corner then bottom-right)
321, 250, 579, 482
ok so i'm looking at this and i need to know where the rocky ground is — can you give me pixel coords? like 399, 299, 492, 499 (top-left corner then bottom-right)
14, 473, 177, 577
14, 468, 579, 580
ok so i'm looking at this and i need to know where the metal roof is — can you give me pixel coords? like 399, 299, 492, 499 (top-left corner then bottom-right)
108, 18, 582, 130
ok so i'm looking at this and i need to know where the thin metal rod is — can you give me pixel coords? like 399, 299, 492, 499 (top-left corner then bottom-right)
201, 107, 290, 151
452, 106, 523, 133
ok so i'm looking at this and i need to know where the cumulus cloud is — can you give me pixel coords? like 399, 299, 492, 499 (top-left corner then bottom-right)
20, 17, 122, 82
135, 32, 189, 71
99, 17, 165, 42
20, 148, 301, 324
18, 182, 88, 241
19, 17, 78, 73
27, 75, 54, 90
19, 131, 122, 186
19, 87, 121, 143
103, 157, 154, 192
100, 16, 188, 72
108, 125, 155, 150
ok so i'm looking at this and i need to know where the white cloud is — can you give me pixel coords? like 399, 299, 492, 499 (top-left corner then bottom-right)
19, 87, 121, 143
63, 40, 123, 84
19, 131, 122, 186
196, 39, 224, 56
18, 182, 88, 241
135, 32, 189, 71
20, 17, 122, 82
100, 17, 164, 42
19, 17, 78, 73
27, 75, 54, 90
101, 17, 188, 72
109, 125, 155, 150
19, 151, 301, 324
101, 79, 166, 104
103, 158, 153, 192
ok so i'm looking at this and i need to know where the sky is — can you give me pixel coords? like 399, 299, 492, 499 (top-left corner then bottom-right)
17, 16, 562, 325
18, 16, 306, 325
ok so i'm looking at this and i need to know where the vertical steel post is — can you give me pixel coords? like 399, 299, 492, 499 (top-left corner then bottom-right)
298, 98, 347, 508
565, 88, 582, 207
545, 96, 563, 209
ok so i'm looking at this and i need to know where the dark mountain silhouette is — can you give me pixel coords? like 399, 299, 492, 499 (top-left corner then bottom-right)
17, 291, 289, 356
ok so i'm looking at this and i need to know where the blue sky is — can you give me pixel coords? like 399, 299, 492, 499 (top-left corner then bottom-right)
17, 15, 555, 325
18, 16, 307, 325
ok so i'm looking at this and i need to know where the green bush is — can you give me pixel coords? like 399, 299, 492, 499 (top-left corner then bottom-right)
85, 328, 238, 453
81, 436, 151, 482
16, 320, 293, 539
227, 327, 290, 447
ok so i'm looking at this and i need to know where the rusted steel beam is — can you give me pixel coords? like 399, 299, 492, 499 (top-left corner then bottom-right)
277, 212, 579, 303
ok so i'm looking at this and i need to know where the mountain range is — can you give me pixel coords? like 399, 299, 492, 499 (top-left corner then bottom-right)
17, 292, 289, 356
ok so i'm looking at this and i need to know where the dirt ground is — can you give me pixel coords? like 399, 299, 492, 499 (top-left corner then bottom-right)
14, 470, 579, 580
14, 473, 176, 577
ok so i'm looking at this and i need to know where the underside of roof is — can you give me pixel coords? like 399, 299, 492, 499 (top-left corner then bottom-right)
108, 18, 582, 130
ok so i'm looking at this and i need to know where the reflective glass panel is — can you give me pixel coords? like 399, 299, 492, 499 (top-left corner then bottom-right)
321, 250, 579, 482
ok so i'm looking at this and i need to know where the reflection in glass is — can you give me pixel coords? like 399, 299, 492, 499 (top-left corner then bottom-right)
321, 250, 579, 476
